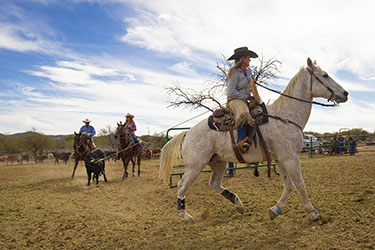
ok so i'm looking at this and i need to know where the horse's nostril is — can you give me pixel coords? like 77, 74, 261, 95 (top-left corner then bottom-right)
344, 91, 348, 96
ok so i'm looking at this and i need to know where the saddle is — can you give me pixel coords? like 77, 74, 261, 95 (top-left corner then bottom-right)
208, 101, 268, 131
207, 102, 272, 177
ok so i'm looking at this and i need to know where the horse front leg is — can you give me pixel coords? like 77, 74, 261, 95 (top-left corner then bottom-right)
269, 162, 292, 220
122, 156, 130, 180
71, 158, 79, 179
208, 161, 244, 214
277, 155, 319, 221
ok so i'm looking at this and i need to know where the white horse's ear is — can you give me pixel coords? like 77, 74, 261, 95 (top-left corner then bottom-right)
307, 58, 315, 70
313, 60, 317, 65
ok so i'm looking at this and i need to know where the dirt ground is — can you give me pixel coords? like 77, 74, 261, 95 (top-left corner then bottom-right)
0, 150, 374, 249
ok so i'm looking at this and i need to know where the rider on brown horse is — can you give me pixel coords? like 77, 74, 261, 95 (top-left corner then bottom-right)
124, 113, 142, 150
79, 118, 96, 150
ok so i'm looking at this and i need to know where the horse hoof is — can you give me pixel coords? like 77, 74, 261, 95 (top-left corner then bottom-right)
269, 205, 282, 220
235, 197, 244, 214
236, 206, 244, 214
122, 177, 127, 181
178, 210, 194, 223
308, 208, 320, 221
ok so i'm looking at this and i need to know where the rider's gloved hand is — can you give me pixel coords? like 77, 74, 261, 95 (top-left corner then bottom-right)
87, 133, 91, 137
82, 131, 87, 135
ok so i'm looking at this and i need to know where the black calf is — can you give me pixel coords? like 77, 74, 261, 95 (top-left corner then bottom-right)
85, 149, 108, 186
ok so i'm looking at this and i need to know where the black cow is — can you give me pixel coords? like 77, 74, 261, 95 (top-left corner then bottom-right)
104, 150, 116, 162
34, 155, 47, 163
52, 152, 71, 164
21, 154, 29, 164
84, 149, 108, 186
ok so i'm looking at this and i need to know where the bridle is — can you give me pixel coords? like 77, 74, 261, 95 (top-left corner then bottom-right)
255, 67, 338, 107
74, 135, 89, 157
306, 67, 335, 103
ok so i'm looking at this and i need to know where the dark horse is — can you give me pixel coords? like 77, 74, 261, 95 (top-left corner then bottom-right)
71, 132, 91, 179
115, 122, 142, 180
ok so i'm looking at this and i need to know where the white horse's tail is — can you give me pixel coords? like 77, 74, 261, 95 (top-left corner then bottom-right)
159, 131, 187, 184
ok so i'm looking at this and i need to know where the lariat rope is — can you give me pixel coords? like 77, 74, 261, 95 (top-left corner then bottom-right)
91, 110, 213, 164
92, 140, 140, 163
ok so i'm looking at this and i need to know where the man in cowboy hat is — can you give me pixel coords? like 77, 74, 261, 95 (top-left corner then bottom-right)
124, 113, 142, 150
79, 118, 96, 150
226, 46, 258, 153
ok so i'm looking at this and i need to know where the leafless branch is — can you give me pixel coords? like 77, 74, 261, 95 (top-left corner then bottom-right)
166, 82, 223, 112
165, 54, 281, 111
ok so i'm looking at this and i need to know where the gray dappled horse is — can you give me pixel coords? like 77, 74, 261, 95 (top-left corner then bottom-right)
160, 58, 348, 223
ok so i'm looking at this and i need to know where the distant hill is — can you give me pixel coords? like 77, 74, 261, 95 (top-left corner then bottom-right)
3, 132, 73, 140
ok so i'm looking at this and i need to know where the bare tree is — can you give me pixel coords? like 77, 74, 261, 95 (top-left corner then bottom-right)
97, 125, 117, 149
166, 54, 281, 111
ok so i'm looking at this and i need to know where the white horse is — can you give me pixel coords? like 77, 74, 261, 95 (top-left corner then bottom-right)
159, 58, 348, 223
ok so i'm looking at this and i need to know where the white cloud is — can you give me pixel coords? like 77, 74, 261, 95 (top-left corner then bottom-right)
1, 0, 375, 136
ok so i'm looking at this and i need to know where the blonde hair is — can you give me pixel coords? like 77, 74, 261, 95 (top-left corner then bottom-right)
227, 56, 246, 79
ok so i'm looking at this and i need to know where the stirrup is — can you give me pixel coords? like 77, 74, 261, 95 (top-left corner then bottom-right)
238, 137, 251, 153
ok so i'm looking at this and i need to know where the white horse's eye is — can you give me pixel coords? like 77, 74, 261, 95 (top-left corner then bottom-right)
322, 73, 329, 78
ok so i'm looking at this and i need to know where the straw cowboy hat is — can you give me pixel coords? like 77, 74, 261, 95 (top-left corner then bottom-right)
82, 118, 91, 123
227, 46, 258, 61
125, 113, 134, 118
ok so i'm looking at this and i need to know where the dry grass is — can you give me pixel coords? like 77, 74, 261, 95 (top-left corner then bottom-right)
0, 151, 374, 249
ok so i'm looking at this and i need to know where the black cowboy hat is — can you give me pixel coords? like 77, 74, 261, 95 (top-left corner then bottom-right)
227, 47, 258, 61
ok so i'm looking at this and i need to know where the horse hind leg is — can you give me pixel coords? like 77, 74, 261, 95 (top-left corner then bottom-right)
131, 157, 136, 177
137, 153, 141, 176
208, 161, 244, 214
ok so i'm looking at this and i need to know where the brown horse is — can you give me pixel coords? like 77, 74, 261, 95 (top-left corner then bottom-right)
71, 132, 91, 179
115, 123, 142, 180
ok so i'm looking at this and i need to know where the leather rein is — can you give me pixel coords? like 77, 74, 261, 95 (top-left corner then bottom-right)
255, 67, 338, 107
75, 137, 89, 158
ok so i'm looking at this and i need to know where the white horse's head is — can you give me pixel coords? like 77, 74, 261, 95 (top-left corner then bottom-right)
307, 58, 348, 104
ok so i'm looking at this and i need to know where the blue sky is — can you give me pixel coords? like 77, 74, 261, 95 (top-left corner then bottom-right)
0, 0, 374, 136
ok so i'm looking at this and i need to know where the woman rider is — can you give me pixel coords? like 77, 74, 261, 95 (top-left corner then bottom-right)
124, 113, 142, 150
226, 46, 258, 152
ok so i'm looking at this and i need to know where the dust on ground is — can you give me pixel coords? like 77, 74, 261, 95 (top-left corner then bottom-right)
0, 151, 374, 249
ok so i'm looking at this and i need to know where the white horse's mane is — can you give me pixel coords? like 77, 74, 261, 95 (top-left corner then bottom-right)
271, 67, 305, 112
